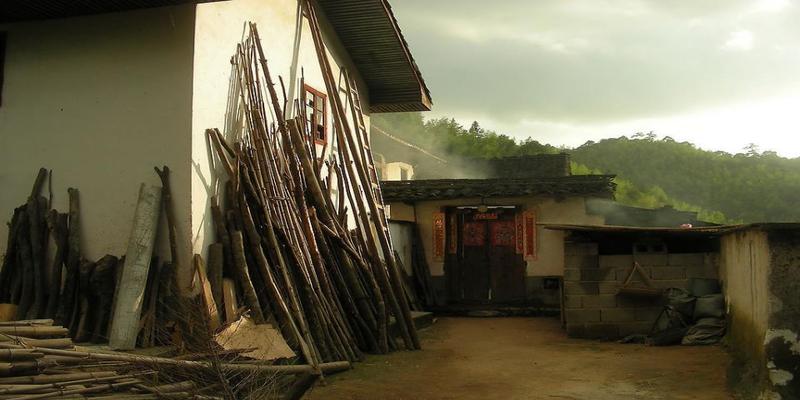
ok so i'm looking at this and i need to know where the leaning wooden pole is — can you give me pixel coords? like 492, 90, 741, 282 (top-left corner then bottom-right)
109, 184, 162, 350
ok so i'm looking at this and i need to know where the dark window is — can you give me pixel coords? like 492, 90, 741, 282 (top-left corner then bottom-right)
0, 32, 6, 106
303, 84, 327, 144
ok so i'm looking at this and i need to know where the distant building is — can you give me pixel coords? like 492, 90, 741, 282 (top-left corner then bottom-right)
372, 125, 447, 181
382, 154, 616, 309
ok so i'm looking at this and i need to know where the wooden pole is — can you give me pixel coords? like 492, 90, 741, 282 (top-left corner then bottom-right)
56, 189, 80, 327
109, 184, 162, 350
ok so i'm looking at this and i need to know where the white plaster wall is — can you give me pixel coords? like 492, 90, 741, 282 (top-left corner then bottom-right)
406, 197, 605, 277
385, 162, 414, 181
720, 229, 771, 363
388, 221, 413, 275
190, 0, 370, 264
0, 7, 196, 266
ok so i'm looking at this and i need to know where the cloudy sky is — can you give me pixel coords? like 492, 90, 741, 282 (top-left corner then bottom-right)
390, 0, 800, 157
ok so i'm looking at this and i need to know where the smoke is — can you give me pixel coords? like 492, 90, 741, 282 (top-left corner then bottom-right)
371, 113, 561, 180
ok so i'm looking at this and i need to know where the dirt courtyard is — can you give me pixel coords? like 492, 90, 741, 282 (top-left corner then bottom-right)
307, 317, 732, 400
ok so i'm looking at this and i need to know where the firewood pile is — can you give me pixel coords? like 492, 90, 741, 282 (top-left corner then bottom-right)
0, 318, 351, 399
0, 1, 422, 398
202, 5, 420, 366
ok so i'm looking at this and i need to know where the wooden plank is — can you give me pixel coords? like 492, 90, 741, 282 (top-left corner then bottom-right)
108, 184, 161, 350
192, 254, 221, 332
222, 278, 238, 324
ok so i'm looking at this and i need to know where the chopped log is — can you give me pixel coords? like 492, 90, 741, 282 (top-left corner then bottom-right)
109, 184, 162, 351
210, 198, 234, 278
154, 166, 182, 290
14, 213, 34, 320
221, 278, 238, 324
154, 262, 174, 346
72, 259, 96, 342
57, 188, 81, 327
192, 255, 221, 332
0, 207, 25, 303
207, 243, 224, 316
25, 196, 48, 320
138, 257, 160, 348
89, 256, 118, 343
44, 212, 67, 319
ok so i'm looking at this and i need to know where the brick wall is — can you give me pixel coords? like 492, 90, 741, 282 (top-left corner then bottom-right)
563, 241, 719, 339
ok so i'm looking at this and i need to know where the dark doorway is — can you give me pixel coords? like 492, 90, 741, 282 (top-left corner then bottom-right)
445, 206, 526, 305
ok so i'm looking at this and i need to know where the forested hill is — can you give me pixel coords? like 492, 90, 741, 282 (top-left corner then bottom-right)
570, 135, 800, 223
372, 113, 800, 223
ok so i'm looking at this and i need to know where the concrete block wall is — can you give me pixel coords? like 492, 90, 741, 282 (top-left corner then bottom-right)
563, 241, 719, 339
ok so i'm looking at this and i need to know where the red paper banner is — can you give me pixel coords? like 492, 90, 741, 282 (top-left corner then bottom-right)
462, 222, 486, 247
447, 213, 458, 254
524, 211, 537, 260
515, 213, 524, 254
490, 220, 516, 247
473, 212, 498, 220
433, 212, 445, 261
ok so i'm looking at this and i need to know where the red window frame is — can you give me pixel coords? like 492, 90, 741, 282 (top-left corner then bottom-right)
303, 84, 327, 145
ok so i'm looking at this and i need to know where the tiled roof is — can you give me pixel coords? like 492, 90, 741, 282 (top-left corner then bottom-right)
381, 175, 616, 202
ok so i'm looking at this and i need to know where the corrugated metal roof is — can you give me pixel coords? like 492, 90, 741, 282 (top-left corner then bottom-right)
543, 222, 800, 235
0, 0, 433, 114
542, 224, 738, 235
381, 176, 616, 202
316, 0, 432, 113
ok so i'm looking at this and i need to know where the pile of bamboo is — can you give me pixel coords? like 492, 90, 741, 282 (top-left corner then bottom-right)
201, 4, 419, 371
0, 319, 350, 399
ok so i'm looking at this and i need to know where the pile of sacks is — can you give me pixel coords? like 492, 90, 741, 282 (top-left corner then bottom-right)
621, 278, 726, 346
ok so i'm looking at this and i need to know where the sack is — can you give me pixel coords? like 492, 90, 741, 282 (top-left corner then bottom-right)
665, 288, 696, 320
688, 278, 721, 297
693, 294, 724, 320
682, 317, 726, 345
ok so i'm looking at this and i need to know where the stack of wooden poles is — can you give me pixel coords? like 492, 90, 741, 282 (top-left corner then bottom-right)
0, 319, 350, 399
0, 169, 117, 344
202, 7, 420, 371
0, 169, 175, 348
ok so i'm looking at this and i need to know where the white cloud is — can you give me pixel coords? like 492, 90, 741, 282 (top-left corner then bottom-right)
722, 30, 755, 51
753, 0, 791, 13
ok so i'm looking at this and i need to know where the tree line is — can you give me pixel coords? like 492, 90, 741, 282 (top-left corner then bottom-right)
373, 113, 800, 223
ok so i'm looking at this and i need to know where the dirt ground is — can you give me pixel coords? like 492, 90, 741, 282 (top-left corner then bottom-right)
307, 317, 732, 400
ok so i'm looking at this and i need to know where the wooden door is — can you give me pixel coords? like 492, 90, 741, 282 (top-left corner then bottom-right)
445, 207, 526, 305
488, 217, 526, 303
460, 218, 490, 302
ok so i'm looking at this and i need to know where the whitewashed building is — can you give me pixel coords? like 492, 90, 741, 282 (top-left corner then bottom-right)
0, 0, 431, 283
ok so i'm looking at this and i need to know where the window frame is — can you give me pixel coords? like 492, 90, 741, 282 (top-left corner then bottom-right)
303, 84, 327, 145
